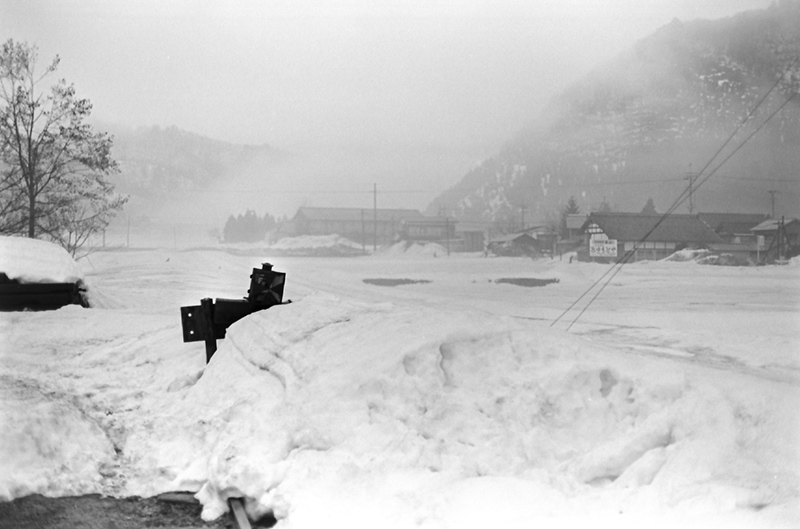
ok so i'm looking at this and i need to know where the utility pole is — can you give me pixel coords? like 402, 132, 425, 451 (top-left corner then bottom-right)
373, 183, 377, 252
445, 216, 450, 256
361, 209, 366, 254
439, 203, 451, 256
685, 171, 698, 214
520, 201, 526, 232
768, 190, 778, 218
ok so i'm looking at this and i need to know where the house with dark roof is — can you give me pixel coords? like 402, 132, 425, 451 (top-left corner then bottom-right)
487, 232, 539, 257
288, 207, 424, 246
579, 212, 724, 262
697, 213, 770, 243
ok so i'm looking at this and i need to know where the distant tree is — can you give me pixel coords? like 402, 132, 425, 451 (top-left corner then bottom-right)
641, 197, 658, 215
223, 210, 275, 243
0, 39, 126, 254
597, 199, 612, 213
559, 196, 581, 238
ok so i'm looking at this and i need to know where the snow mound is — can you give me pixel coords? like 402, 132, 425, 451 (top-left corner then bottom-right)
120, 293, 797, 527
378, 241, 448, 257
270, 235, 363, 256
664, 249, 710, 262
663, 249, 749, 266
0, 235, 84, 283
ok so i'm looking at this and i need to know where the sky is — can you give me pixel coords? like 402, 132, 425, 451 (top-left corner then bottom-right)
0, 0, 776, 218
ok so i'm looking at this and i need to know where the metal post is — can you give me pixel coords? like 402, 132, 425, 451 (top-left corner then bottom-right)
200, 297, 217, 363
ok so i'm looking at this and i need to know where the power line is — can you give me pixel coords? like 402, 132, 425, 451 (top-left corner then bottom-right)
717, 175, 799, 183
704, 180, 800, 194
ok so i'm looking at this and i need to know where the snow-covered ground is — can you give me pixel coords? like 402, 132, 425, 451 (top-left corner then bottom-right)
1, 240, 799, 529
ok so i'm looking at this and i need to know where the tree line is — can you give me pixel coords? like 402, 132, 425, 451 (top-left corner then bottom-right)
223, 210, 275, 243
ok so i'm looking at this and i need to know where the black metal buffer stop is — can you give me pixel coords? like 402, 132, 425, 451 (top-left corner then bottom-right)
180, 263, 287, 362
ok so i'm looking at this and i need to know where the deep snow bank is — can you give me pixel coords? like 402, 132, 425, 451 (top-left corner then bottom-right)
270, 235, 363, 256
0, 235, 84, 284
121, 293, 800, 528
377, 241, 448, 258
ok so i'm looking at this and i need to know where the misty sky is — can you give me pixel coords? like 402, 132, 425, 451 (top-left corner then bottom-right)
0, 0, 776, 218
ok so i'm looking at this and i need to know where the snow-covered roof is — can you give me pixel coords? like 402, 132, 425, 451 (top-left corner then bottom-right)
751, 218, 800, 233
489, 232, 537, 244
294, 207, 424, 222
0, 236, 84, 284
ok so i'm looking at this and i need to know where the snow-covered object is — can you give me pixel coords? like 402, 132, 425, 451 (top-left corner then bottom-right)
664, 249, 710, 262
378, 241, 448, 257
270, 235, 362, 256
0, 235, 84, 284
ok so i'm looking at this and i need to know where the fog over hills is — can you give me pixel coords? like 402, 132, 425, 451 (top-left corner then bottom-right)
97, 2, 799, 237
432, 1, 800, 227
103, 125, 479, 228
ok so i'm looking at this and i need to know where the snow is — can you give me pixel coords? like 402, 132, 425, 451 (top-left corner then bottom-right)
270, 235, 362, 254
1, 245, 799, 529
378, 241, 448, 257
0, 235, 84, 284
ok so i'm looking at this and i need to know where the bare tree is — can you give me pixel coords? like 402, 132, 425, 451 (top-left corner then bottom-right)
0, 39, 125, 254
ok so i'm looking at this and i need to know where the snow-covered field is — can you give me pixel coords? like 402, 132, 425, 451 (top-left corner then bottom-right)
2, 239, 799, 528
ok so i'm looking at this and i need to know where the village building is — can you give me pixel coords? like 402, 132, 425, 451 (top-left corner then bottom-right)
751, 218, 800, 261
565, 214, 588, 240
697, 213, 770, 243
487, 232, 539, 257
579, 212, 723, 262
286, 207, 424, 246
452, 220, 492, 253
398, 216, 456, 243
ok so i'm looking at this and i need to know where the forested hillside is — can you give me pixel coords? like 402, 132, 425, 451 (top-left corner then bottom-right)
433, 1, 800, 228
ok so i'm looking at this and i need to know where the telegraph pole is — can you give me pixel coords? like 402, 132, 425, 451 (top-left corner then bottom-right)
361, 209, 366, 254
373, 183, 377, 252
768, 190, 778, 218
685, 171, 698, 214
520, 201, 526, 232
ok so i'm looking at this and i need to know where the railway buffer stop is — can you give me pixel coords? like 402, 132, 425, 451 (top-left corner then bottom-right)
180, 262, 287, 362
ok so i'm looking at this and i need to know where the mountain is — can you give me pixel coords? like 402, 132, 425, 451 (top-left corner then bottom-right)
432, 1, 800, 229
108, 125, 286, 199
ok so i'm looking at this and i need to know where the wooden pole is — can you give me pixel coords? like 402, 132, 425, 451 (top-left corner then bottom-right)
446, 216, 450, 256
228, 498, 252, 529
361, 208, 365, 254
